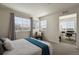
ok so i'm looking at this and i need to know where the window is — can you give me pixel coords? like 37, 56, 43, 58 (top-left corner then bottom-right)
59, 13, 77, 32
40, 20, 47, 30
15, 16, 31, 32
33, 20, 39, 29
60, 20, 75, 29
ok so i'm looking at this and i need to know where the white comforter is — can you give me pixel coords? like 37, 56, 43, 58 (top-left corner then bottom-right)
4, 39, 53, 55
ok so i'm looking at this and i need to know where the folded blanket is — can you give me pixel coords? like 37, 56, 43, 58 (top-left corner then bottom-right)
25, 38, 50, 55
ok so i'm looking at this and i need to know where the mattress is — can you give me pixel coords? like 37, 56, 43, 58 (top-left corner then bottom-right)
3, 39, 53, 55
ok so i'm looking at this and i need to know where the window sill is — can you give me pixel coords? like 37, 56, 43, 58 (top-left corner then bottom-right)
15, 30, 31, 32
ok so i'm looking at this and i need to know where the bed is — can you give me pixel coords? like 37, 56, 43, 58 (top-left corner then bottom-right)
2, 38, 53, 55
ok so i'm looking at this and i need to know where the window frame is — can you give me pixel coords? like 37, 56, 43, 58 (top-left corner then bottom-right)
40, 20, 47, 31
15, 16, 31, 32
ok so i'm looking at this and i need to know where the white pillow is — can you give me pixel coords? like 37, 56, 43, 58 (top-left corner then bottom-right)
1, 38, 9, 41
3, 38, 14, 51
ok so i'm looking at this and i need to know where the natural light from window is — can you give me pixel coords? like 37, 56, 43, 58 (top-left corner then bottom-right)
59, 13, 77, 32
40, 20, 47, 30
15, 16, 31, 32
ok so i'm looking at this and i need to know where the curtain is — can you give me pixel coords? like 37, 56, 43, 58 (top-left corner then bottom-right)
30, 17, 33, 37
8, 13, 16, 40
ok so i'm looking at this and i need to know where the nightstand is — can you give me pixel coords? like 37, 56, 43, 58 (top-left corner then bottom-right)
35, 35, 43, 40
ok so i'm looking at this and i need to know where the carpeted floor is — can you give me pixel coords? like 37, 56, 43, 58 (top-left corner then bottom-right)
61, 38, 76, 45
51, 42, 79, 55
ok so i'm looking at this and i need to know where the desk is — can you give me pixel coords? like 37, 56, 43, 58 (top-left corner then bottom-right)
35, 35, 43, 40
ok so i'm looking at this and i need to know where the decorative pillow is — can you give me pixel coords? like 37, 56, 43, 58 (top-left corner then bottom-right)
1, 38, 9, 41
3, 38, 14, 51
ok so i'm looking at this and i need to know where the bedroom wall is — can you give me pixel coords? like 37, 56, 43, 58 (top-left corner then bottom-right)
40, 14, 59, 43
0, 9, 10, 38
0, 5, 31, 39
76, 8, 79, 48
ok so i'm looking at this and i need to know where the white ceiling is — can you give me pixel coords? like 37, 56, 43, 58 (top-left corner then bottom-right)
1, 3, 79, 17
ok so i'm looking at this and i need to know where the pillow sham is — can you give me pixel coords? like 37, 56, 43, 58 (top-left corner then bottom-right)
3, 38, 14, 51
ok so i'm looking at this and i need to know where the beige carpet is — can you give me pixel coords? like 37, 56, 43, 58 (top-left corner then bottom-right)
51, 42, 79, 55
61, 38, 76, 45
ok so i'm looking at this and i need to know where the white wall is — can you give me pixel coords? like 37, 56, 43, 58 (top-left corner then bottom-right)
0, 5, 31, 39
0, 9, 10, 37
40, 14, 59, 43
76, 8, 79, 48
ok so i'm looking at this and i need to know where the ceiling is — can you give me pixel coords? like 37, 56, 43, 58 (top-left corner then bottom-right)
1, 3, 79, 17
